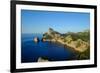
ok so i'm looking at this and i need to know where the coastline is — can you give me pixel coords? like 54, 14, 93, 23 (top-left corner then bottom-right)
42, 38, 89, 53
42, 39, 90, 60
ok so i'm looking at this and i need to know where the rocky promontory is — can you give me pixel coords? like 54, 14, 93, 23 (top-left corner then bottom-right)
42, 28, 90, 59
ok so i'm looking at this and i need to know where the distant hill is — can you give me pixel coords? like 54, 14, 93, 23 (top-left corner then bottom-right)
63, 30, 90, 42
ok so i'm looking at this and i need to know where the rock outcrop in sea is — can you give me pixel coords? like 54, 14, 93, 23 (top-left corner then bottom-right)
33, 37, 39, 42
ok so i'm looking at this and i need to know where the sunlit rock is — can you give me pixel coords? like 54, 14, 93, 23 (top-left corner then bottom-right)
33, 37, 39, 42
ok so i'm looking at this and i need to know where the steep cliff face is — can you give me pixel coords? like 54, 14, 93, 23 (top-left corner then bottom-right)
42, 28, 90, 59
42, 28, 61, 41
42, 28, 90, 53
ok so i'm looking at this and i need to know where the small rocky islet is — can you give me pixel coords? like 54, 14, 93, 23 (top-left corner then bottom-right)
33, 37, 40, 42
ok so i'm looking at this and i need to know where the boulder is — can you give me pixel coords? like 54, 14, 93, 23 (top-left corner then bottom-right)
37, 57, 49, 62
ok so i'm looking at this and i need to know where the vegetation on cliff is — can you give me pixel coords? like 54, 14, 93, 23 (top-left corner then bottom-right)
42, 28, 90, 60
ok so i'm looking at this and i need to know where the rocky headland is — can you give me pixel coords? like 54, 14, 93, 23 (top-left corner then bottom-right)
42, 28, 90, 59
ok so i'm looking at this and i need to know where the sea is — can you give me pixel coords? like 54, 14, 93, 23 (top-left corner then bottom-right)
21, 34, 77, 63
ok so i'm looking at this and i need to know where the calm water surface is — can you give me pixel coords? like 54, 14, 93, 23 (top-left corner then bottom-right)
21, 34, 77, 63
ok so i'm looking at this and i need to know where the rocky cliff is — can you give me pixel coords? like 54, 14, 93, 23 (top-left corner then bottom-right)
42, 28, 90, 59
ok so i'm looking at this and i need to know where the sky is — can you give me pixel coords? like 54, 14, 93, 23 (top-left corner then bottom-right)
21, 9, 90, 34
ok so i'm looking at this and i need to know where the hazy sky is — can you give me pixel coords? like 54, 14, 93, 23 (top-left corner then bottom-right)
21, 10, 90, 34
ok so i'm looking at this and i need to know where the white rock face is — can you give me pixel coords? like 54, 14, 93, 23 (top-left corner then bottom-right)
34, 37, 39, 42
37, 57, 49, 62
